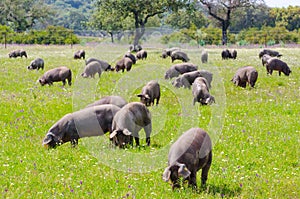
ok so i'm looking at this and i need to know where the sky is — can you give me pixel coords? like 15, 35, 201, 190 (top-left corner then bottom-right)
264, 0, 299, 7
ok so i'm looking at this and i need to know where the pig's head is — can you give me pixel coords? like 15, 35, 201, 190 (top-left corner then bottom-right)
105, 64, 112, 71
258, 51, 264, 58
109, 129, 132, 148
283, 65, 291, 76
27, 62, 37, 70
161, 51, 168, 58
27, 65, 34, 70
201, 95, 215, 105
231, 75, 240, 86
137, 94, 151, 106
38, 78, 47, 86
43, 119, 78, 148
115, 64, 121, 72
42, 132, 62, 148
172, 78, 182, 88
81, 72, 88, 78
162, 162, 191, 189
8, 52, 15, 58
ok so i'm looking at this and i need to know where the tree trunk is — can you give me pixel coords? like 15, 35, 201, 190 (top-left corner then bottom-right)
222, 25, 227, 45
222, 18, 231, 45
132, 11, 145, 50
133, 27, 145, 47
109, 32, 114, 43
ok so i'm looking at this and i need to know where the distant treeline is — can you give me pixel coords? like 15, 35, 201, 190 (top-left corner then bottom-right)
162, 26, 300, 46
0, 24, 299, 46
0, 26, 79, 45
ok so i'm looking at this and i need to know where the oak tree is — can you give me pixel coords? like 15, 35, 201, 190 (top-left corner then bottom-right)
198, 0, 264, 45
92, 0, 190, 50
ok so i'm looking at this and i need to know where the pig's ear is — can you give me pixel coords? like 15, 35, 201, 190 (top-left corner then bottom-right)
42, 133, 54, 145
110, 130, 118, 139
144, 94, 150, 100
162, 166, 171, 182
177, 163, 191, 179
123, 128, 132, 136
205, 98, 211, 104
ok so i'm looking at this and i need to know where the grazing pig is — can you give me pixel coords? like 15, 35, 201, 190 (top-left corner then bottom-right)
261, 54, 272, 66
192, 77, 215, 105
161, 47, 181, 58
162, 128, 212, 189
172, 70, 213, 89
115, 57, 133, 72
137, 80, 160, 106
201, 50, 208, 63
85, 58, 112, 71
266, 58, 291, 76
9, 49, 27, 58
38, 66, 72, 86
259, 49, 282, 58
42, 104, 121, 148
124, 52, 137, 64
171, 50, 190, 63
221, 49, 230, 59
222, 49, 237, 59
164, 63, 198, 79
81, 61, 102, 78
231, 66, 258, 88
129, 44, 142, 52
136, 50, 147, 60
110, 102, 152, 147
86, 95, 127, 108
27, 58, 44, 70
74, 50, 85, 59
231, 49, 237, 59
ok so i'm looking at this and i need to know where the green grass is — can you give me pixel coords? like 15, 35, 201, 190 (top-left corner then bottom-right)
1, 44, 299, 198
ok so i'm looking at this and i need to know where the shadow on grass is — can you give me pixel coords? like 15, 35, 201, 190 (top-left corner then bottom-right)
199, 183, 242, 198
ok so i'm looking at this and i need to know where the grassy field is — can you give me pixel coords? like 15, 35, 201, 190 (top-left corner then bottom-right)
1, 44, 299, 198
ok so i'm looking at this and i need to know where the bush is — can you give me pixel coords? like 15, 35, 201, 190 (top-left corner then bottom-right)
236, 26, 299, 45
0, 26, 80, 45
237, 40, 250, 46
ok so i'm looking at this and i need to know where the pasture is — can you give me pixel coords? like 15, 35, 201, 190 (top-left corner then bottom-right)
1, 44, 299, 198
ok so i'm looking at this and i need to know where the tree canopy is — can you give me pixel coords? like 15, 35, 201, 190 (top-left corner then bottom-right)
0, 0, 53, 32
270, 6, 300, 31
92, 0, 192, 49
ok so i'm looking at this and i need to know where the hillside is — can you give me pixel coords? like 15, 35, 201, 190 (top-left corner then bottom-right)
44, 0, 94, 33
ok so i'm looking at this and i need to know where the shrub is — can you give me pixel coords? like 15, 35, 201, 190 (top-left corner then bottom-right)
0, 26, 80, 45
236, 26, 299, 45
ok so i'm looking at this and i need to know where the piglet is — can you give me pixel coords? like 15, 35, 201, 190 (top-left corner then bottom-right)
192, 77, 215, 105
137, 80, 160, 106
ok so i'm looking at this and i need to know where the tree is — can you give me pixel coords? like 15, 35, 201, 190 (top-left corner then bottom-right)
229, 4, 274, 32
198, 0, 264, 45
89, 2, 131, 43
92, 0, 190, 49
165, 8, 208, 29
269, 6, 300, 31
0, 0, 53, 32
